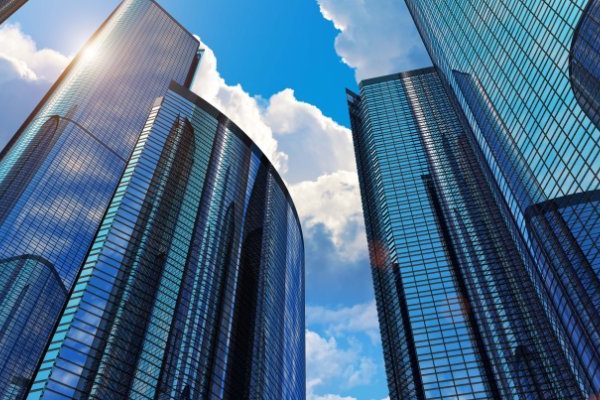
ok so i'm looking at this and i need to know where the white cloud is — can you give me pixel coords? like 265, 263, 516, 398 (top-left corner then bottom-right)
191, 44, 288, 173
306, 330, 376, 398
0, 24, 71, 146
311, 394, 357, 400
0, 23, 70, 83
192, 42, 356, 184
307, 301, 379, 343
264, 89, 355, 183
317, 0, 429, 81
193, 41, 367, 261
289, 170, 366, 261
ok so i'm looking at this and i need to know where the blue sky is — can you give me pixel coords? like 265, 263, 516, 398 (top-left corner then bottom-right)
0, 1, 429, 398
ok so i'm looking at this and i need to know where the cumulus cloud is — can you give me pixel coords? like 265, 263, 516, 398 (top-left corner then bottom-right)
311, 394, 357, 400
307, 300, 379, 343
0, 24, 71, 146
317, 0, 430, 81
193, 42, 356, 184
290, 170, 366, 261
306, 302, 384, 399
306, 330, 376, 399
193, 41, 367, 261
0, 23, 70, 83
191, 44, 288, 173
264, 89, 355, 183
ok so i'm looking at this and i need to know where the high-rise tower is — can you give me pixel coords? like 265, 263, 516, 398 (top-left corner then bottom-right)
349, 68, 584, 399
0, 0, 27, 23
0, 0, 199, 395
27, 82, 305, 400
402, 0, 600, 394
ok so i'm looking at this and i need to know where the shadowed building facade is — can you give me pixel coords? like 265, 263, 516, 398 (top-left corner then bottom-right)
0, 0, 199, 397
349, 68, 584, 399
571, 0, 600, 129
403, 0, 600, 395
27, 83, 305, 400
0, 0, 27, 23
0, 256, 67, 399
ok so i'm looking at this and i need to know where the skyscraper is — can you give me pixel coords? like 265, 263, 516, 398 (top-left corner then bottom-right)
0, 0, 199, 395
27, 82, 305, 400
349, 68, 584, 399
402, 0, 600, 395
570, 0, 600, 128
0, 256, 66, 399
0, 0, 27, 23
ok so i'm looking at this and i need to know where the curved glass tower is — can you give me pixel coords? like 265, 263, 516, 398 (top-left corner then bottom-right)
27, 82, 305, 400
0, 256, 66, 399
0, 0, 200, 396
570, 0, 600, 129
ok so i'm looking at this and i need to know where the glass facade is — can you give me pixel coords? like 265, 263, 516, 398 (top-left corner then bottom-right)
349, 68, 584, 399
0, 0, 199, 397
27, 83, 305, 400
0, 256, 66, 399
571, 0, 600, 129
403, 0, 600, 395
0, 0, 27, 23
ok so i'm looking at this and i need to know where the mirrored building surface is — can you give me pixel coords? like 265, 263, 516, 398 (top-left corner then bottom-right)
349, 68, 586, 399
399, 0, 600, 396
571, 0, 600, 129
0, 0, 200, 396
28, 83, 305, 400
0, 256, 66, 398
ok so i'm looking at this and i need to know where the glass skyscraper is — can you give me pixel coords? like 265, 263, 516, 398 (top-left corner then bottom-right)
0, 0, 199, 396
403, 0, 600, 395
0, 0, 27, 23
570, 0, 600, 128
0, 1, 306, 399
27, 82, 305, 400
0, 256, 66, 399
349, 68, 583, 399
351, 0, 600, 398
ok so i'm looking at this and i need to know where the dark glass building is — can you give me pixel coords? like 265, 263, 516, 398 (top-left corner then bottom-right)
0, 256, 66, 399
571, 0, 600, 129
0, 0, 27, 23
348, 68, 584, 399
0, 0, 199, 396
380, 0, 599, 396
27, 82, 305, 400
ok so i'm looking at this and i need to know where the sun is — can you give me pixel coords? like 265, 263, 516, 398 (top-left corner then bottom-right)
80, 42, 100, 63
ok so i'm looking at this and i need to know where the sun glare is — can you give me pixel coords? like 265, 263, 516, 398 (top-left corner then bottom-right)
80, 42, 100, 63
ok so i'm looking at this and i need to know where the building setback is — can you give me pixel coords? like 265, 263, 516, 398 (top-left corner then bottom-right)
27, 82, 305, 400
349, 68, 585, 399
0, 0, 196, 397
403, 0, 600, 394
